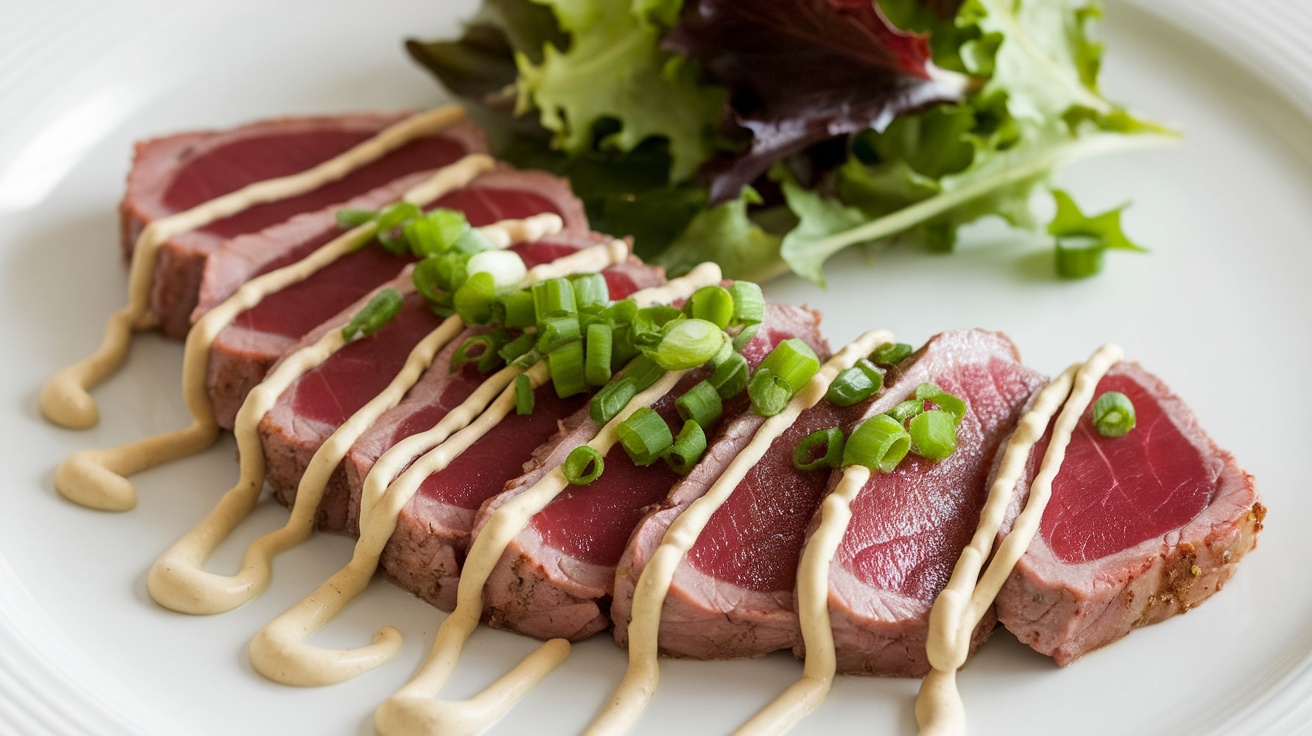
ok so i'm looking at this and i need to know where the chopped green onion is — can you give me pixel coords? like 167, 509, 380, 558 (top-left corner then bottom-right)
466, 250, 526, 289
914, 383, 968, 425
412, 256, 445, 302
686, 286, 734, 330
604, 299, 637, 328
908, 409, 957, 460
664, 420, 707, 475
514, 373, 535, 416
616, 407, 673, 467
624, 355, 666, 392
374, 202, 423, 255
758, 339, 820, 394
548, 340, 587, 398
749, 368, 793, 417
453, 271, 498, 325
336, 208, 376, 229
533, 278, 576, 319
844, 414, 911, 473
450, 334, 502, 374
428, 252, 468, 293
731, 323, 760, 352
571, 273, 609, 310
708, 351, 750, 399
729, 282, 765, 325
1055, 234, 1105, 279
536, 315, 581, 354
889, 399, 925, 424
501, 289, 537, 329
675, 381, 723, 428
450, 228, 496, 255
650, 319, 726, 370
825, 360, 884, 407
405, 209, 470, 257
590, 377, 637, 425
341, 288, 403, 342
563, 445, 604, 484
1092, 390, 1136, 437
793, 428, 845, 471
585, 323, 614, 386
498, 331, 537, 364
871, 342, 913, 367
630, 305, 684, 348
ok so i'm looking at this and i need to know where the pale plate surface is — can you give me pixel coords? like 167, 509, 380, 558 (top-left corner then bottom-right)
1, 1, 1309, 734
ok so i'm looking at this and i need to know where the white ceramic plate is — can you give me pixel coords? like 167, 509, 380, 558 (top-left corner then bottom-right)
2, 1, 1309, 734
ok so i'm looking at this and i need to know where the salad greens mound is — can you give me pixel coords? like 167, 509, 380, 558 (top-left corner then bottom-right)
408, 0, 1167, 284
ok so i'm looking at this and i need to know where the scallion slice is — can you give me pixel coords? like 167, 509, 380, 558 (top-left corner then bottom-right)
533, 278, 576, 319
843, 414, 911, 473
749, 368, 792, 417
889, 399, 925, 424
466, 250, 527, 290
498, 331, 537, 364
731, 323, 760, 352
793, 428, 845, 471
686, 286, 734, 330
675, 381, 723, 428
408, 208, 470, 257
548, 340, 587, 398
536, 315, 581, 354
563, 445, 604, 484
758, 339, 820, 394
729, 282, 765, 325
374, 202, 423, 255
825, 359, 884, 407
617, 407, 674, 467
450, 228, 496, 256
341, 288, 403, 342
914, 382, 968, 425
664, 420, 707, 475
651, 319, 726, 371
1092, 390, 1136, 437
871, 342, 913, 367
1055, 234, 1105, 279
630, 304, 684, 348
412, 256, 445, 302
501, 289, 537, 329
450, 334, 501, 374
624, 355, 666, 392
708, 351, 750, 399
908, 409, 957, 460
514, 373, 535, 416
571, 273, 609, 310
590, 377, 637, 425
453, 271, 498, 325
585, 322, 614, 386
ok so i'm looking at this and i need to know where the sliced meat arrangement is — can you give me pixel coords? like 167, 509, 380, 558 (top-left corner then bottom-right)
817, 329, 1046, 677
107, 108, 1263, 680
207, 169, 591, 429
992, 361, 1265, 666
120, 111, 487, 337
258, 235, 662, 534
478, 302, 828, 642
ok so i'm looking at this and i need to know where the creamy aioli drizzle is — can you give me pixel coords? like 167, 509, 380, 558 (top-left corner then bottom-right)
249, 265, 722, 688
586, 329, 896, 736
39, 106, 470, 430
52, 154, 497, 511
915, 343, 1124, 736
146, 214, 565, 615
375, 369, 690, 736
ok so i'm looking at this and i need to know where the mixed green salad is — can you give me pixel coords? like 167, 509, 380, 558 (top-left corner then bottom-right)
408, 0, 1166, 284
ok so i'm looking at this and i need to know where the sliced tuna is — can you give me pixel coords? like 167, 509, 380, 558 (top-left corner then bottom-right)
120, 111, 486, 337
993, 361, 1264, 666
815, 329, 1045, 677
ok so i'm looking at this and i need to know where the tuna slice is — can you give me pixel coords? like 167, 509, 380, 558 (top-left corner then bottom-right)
613, 396, 863, 658
993, 361, 1264, 666
816, 329, 1045, 677
479, 302, 829, 642
257, 236, 660, 534
120, 111, 486, 337
207, 169, 591, 429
